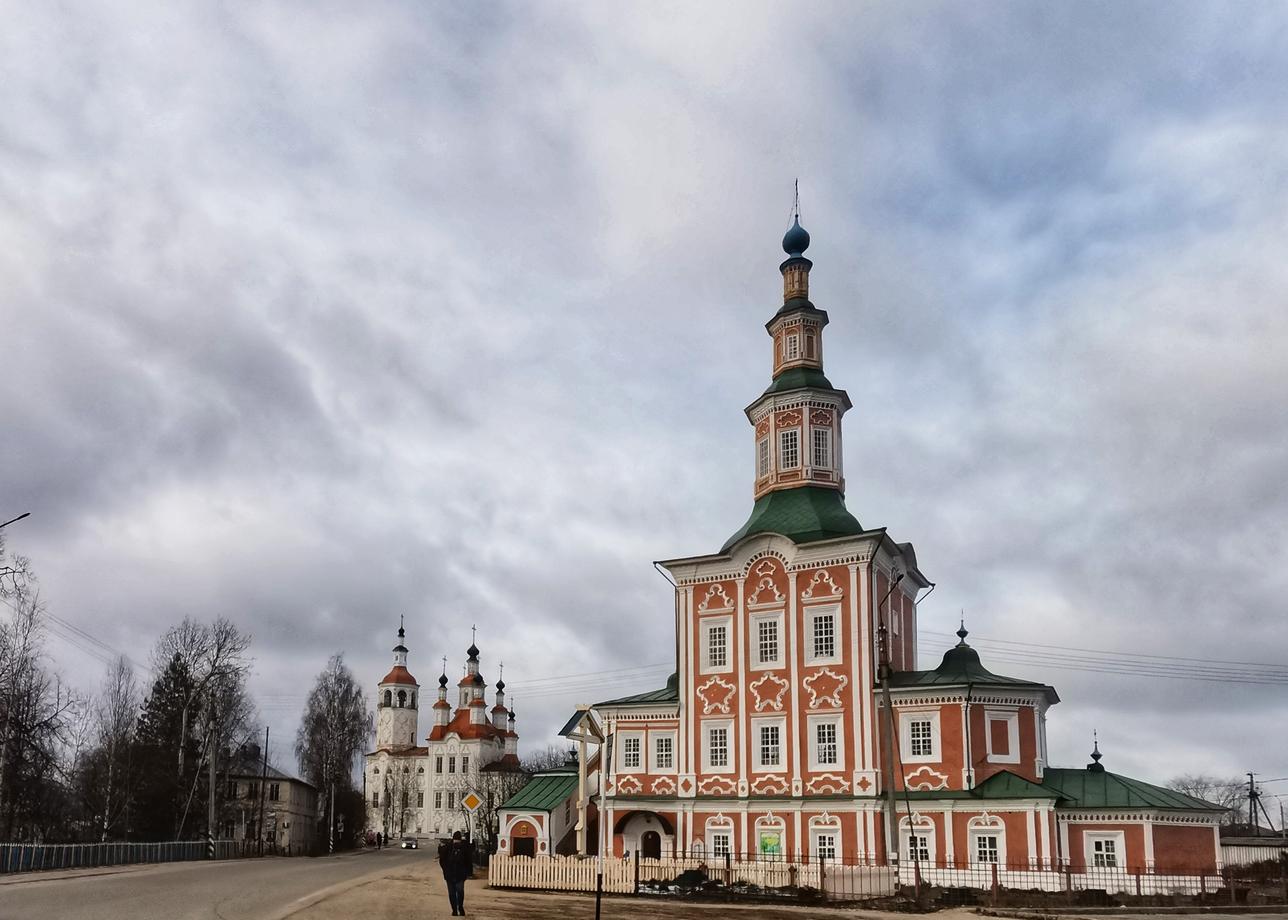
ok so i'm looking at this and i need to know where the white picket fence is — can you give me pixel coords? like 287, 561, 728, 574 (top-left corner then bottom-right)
488, 853, 880, 895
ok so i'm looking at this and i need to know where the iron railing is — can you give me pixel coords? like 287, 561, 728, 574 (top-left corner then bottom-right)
0, 839, 255, 874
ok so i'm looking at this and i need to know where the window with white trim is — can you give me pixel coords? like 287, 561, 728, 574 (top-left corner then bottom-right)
448, 756, 456, 774
706, 623, 728, 670
652, 734, 675, 771
622, 735, 642, 770
909, 720, 933, 756
447, 791, 455, 809
809, 610, 836, 660
812, 427, 831, 469
814, 831, 838, 860
434, 791, 442, 809
900, 710, 941, 763
907, 833, 931, 863
752, 613, 782, 668
805, 333, 816, 359
985, 711, 1021, 764
1087, 833, 1122, 868
785, 334, 800, 360
975, 834, 999, 863
757, 438, 770, 478
778, 429, 800, 469
710, 832, 731, 858
704, 721, 731, 771
816, 722, 838, 766
759, 723, 781, 768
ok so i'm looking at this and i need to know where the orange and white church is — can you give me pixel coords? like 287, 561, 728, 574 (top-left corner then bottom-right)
499, 214, 1224, 880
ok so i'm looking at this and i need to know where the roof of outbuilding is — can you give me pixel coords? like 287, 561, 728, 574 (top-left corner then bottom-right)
500, 771, 578, 813
596, 671, 680, 707
1041, 768, 1221, 810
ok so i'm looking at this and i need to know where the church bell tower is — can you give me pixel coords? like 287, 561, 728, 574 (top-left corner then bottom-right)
375, 620, 420, 751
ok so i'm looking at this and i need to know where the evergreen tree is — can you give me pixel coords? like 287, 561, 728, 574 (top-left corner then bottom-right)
132, 655, 202, 840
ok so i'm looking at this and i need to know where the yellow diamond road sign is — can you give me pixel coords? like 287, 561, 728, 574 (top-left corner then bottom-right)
462, 791, 483, 813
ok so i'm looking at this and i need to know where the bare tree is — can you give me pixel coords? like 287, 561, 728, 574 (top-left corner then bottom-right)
1168, 774, 1244, 825
521, 744, 574, 774
92, 656, 140, 840
0, 587, 81, 839
295, 654, 372, 848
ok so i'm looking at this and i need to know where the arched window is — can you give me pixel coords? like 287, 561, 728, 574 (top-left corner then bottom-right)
383, 690, 392, 707
373, 767, 380, 775
967, 813, 1006, 866
398, 689, 407, 708
411, 692, 417, 708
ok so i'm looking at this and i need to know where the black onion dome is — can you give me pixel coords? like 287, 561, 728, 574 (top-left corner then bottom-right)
782, 216, 810, 256
438, 673, 449, 688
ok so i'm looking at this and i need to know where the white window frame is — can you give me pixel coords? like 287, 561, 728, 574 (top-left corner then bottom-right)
804, 604, 842, 665
1085, 831, 1124, 869
620, 732, 644, 771
785, 333, 800, 361
985, 710, 1021, 764
750, 716, 787, 773
709, 829, 732, 859
904, 830, 934, 864
650, 731, 677, 773
899, 709, 941, 763
968, 818, 1007, 866
702, 719, 734, 774
811, 426, 831, 469
756, 437, 770, 479
778, 428, 800, 470
807, 713, 845, 771
434, 791, 442, 809
701, 616, 733, 674
811, 828, 839, 860
750, 611, 784, 670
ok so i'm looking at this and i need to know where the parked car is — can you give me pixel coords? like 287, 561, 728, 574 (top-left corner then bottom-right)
401, 837, 418, 849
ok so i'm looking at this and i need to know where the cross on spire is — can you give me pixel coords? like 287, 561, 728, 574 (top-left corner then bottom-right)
793, 178, 800, 222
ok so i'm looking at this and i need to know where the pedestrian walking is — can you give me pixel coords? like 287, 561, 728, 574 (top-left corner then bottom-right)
376, 831, 383, 850
438, 831, 474, 916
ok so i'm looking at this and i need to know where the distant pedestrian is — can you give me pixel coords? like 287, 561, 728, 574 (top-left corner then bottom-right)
438, 831, 474, 916
376, 831, 383, 850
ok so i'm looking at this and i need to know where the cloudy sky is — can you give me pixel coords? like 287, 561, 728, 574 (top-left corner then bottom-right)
3, 2, 1286, 795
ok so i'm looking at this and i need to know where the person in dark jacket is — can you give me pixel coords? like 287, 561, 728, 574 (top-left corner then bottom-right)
438, 832, 474, 916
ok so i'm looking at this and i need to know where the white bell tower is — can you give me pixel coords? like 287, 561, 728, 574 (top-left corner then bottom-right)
375, 619, 420, 751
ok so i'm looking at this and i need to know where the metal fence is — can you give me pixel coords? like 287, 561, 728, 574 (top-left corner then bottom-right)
0, 840, 253, 874
490, 851, 1288, 907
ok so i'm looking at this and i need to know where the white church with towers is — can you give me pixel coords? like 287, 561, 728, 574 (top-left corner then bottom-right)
363, 622, 521, 840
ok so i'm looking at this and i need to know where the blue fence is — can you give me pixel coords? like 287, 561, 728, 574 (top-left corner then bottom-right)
0, 839, 251, 874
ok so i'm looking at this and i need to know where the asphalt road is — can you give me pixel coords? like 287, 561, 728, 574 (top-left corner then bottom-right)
0, 847, 423, 920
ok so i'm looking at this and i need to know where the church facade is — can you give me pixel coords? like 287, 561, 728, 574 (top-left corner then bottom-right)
363, 626, 520, 840
513, 215, 1223, 878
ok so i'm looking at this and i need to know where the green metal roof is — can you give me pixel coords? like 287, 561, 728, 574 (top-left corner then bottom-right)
761, 365, 837, 395
499, 771, 579, 812
1042, 768, 1222, 811
596, 671, 679, 707
888, 632, 1059, 703
721, 486, 863, 553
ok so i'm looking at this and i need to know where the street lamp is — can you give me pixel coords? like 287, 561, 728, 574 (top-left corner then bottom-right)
0, 512, 30, 530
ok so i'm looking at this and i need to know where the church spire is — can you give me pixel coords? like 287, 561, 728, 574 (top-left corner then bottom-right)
721, 201, 862, 553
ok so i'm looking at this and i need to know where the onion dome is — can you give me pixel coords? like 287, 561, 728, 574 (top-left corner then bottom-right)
438, 672, 449, 688
782, 215, 810, 256
495, 677, 505, 691
466, 642, 480, 661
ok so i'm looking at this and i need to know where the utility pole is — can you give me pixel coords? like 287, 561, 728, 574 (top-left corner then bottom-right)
329, 782, 335, 854
207, 713, 218, 858
1249, 773, 1259, 837
257, 726, 269, 856
877, 571, 905, 867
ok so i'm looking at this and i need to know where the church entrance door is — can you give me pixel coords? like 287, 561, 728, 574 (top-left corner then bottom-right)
641, 831, 661, 860
513, 837, 535, 857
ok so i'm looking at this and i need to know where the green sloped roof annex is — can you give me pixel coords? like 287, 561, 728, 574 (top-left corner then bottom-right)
597, 671, 679, 707
721, 486, 863, 553
1042, 768, 1222, 811
500, 771, 579, 812
761, 365, 837, 395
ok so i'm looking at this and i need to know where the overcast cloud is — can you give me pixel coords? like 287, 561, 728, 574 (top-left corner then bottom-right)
2, 1, 1285, 790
